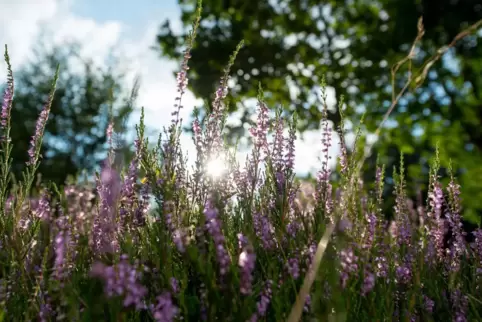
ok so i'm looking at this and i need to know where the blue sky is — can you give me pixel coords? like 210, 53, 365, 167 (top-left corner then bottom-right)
71, 0, 180, 38
0, 0, 338, 175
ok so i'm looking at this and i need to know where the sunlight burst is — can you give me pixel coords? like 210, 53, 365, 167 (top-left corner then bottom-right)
206, 156, 228, 179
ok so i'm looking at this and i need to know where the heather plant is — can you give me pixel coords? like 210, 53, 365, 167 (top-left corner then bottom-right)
1, 2, 482, 321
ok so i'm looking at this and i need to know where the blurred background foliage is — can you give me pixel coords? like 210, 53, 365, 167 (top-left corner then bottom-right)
155, 0, 482, 224
5, 40, 135, 188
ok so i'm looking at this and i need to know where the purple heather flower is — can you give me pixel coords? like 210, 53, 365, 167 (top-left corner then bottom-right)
375, 165, 384, 199
286, 257, 300, 279
303, 242, 317, 269
256, 280, 273, 316
285, 121, 296, 172
170, 47, 191, 129
204, 198, 231, 275
1, 74, 13, 129
433, 217, 447, 261
451, 289, 468, 322
53, 214, 72, 282
375, 255, 388, 279
253, 211, 276, 250
338, 129, 348, 175
338, 216, 352, 233
249, 280, 273, 321
423, 295, 435, 313
395, 263, 411, 284
26, 85, 56, 165
192, 118, 203, 148
444, 181, 466, 272
54, 229, 69, 277
393, 192, 412, 247
100, 165, 121, 208
170, 277, 180, 294
362, 212, 377, 250
120, 139, 143, 228
120, 161, 136, 211
133, 180, 150, 227
316, 101, 332, 208
237, 233, 248, 250
249, 98, 270, 159
272, 115, 284, 170
173, 229, 186, 253
426, 182, 446, 261
150, 292, 178, 322
471, 229, 482, 278
1, 48, 14, 140
238, 242, 256, 295
199, 285, 208, 321
304, 294, 311, 313
202, 80, 229, 155
35, 192, 51, 221
38, 290, 53, 322
429, 182, 444, 219
339, 247, 358, 288
286, 218, 301, 238
91, 165, 121, 254
106, 122, 114, 160
275, 171, 285, 194
287, 185, 297, 207
91, 255, 147, 310
447, 179, 462, 215
361, 269, 375, 296
176, 69, 188, 96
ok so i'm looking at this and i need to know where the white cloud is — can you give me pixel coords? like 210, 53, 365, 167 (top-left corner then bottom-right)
0, 0, 60, 66
0, 0, 124, 77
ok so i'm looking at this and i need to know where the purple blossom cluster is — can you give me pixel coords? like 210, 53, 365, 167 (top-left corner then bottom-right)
238, 234, 256, 295
26, 95, 54, 166
90, 255, 148, 310
423, 295, 435, 313
53, 214, 72, 282
1, 72, 13, 129
91, 165, 121, 255
471, 229, 482, 277
361, 268, 375, 296
204, 198, 231, 275
150, 292, 178, 322
249, 99, 269, 158
286, 257, 300, 279
253, 211, 277, 250
249, 280, 273, 322
339, 247, 358, 288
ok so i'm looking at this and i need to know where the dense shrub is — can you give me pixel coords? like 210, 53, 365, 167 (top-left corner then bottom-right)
1, 4, 481, 321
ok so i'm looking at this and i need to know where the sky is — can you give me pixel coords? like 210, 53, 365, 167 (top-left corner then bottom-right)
0, 0, 339, 176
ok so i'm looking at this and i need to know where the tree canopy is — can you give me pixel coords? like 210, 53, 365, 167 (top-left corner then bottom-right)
5, 41, 135, 187
155, 0, 482, 223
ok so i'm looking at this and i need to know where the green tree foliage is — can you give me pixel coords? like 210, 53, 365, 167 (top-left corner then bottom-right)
6, 42, 135, 187
155, 0, 482, 223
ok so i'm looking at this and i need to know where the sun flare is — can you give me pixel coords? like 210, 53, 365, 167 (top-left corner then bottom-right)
206, 156, 228, 179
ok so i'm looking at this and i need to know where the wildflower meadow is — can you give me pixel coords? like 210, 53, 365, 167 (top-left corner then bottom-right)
1, 2, 482, 321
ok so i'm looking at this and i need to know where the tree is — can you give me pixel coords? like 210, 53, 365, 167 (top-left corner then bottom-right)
155, 0, 482, 223
6, 41, 136, 187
